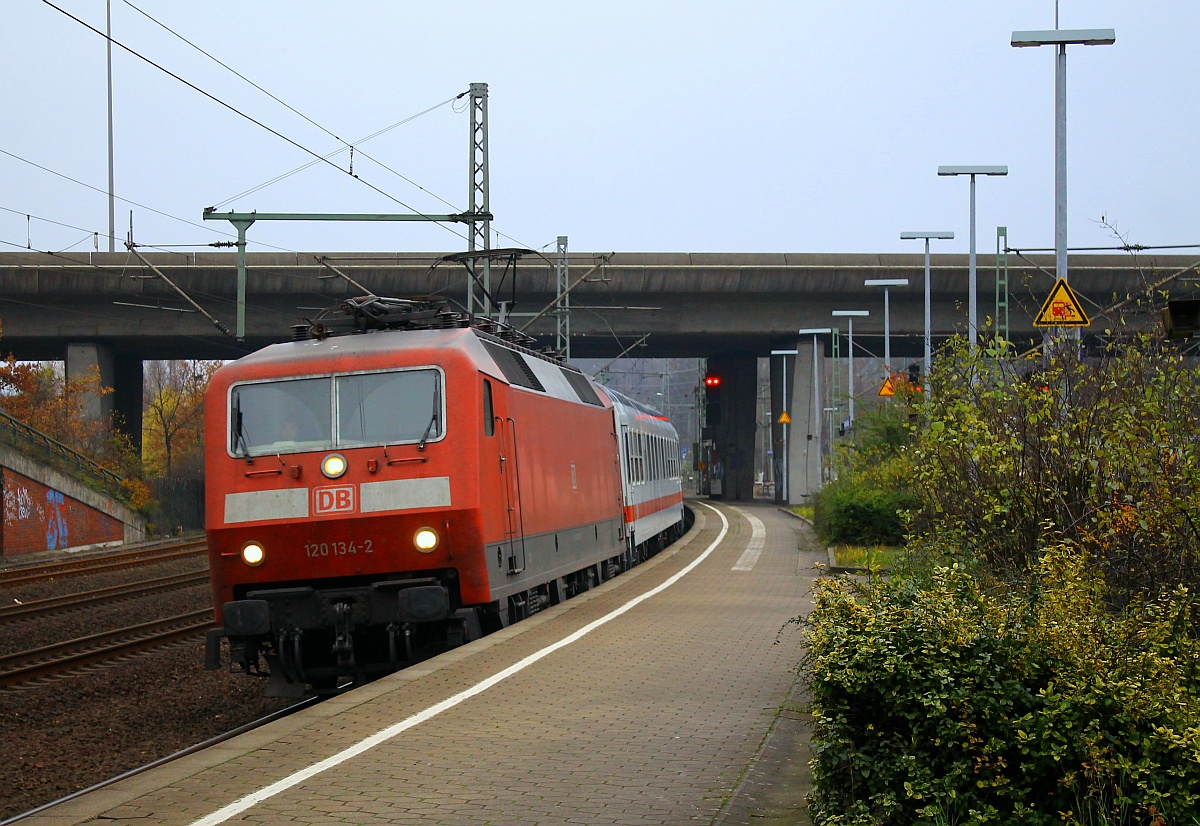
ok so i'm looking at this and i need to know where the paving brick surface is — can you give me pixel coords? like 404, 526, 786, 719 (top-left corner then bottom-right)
28, 501, 824, 826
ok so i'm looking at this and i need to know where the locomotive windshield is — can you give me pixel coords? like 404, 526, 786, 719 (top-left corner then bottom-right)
230, 368, 442, 456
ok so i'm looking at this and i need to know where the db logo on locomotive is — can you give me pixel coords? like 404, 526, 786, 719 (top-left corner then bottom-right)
313, 485, 356, 515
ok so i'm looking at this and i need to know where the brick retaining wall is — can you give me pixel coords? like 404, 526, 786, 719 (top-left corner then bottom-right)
0, 444, 146, 557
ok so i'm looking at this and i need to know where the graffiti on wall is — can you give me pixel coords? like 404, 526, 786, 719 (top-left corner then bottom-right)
45, 489, 68, 550
4, 485, 32, 523
4, 484, 70, 550
0, 468, 126, 557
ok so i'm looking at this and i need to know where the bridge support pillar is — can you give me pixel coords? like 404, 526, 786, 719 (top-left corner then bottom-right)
65, 344, 142, 452
705, 354, 756, 501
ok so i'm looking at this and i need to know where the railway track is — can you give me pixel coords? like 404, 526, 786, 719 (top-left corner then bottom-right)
0, 539, 206, 588
0, 571, 210, 623
0, 608, 213, 688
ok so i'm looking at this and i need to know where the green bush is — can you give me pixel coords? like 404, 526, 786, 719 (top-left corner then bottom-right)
801, 547, 1200, 825
814, 401, 918, 547
909, 332, 1200, 605
813, 474, 916, 546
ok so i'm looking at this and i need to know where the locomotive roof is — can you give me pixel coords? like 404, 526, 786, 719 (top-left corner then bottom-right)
216, 327, 613, 411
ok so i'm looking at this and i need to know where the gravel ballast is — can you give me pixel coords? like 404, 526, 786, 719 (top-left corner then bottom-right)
0, 639, 291, 821
0, 549, 291, 821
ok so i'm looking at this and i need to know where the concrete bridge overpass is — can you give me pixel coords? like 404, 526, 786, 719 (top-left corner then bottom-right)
0, 249, 1192, 502
0, 249, 1183, 360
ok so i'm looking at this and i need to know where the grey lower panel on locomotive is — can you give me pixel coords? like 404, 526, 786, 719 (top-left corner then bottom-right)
487, 516, 627, 602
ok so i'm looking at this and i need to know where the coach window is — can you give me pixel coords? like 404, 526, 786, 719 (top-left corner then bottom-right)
483, 379, 494, 436
337, 369, 441, 447
634, 433, 644, 483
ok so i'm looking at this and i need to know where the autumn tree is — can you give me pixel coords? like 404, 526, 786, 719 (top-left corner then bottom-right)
0, 357, 117, 459
142, 360, 221, 478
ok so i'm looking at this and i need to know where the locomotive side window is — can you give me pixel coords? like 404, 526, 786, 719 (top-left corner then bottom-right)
337, 369, 440, 447
231, 378, 332, 455
483, 379, 494, 436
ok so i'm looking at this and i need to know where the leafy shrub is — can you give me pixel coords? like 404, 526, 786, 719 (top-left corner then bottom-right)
801, 547, 1200, 825
813, 472, 916, 546
910, 333, 1200, 606
814, 401, 918, 546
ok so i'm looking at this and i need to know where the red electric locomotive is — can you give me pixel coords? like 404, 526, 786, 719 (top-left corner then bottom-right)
204, 297, 684, 695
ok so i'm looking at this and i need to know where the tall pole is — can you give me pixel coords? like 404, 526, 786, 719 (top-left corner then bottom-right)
938, 167, 1006, 348
781, 354, 788, 503
467, 83, 490, 317
1011, 26, 1116, 319
924, 239, 931, 375
865, 279, 907, 372
555, 235, 570, 357
810, 334, 821, 493
901, 231, 952, 390
847, 317, 856, 427
969, 173, 977, 346
883, 287, 891, 365
106, 0, 115, 252
1055, 43, 1068, 285
832, 312, 868, 429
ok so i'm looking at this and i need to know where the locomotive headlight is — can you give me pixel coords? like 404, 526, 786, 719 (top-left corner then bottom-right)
321, 453, 347, 479
413, 528, 439, 553
241, 541, 265, 567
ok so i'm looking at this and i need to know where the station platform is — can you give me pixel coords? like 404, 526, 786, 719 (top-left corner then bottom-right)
26, 500, 821, 826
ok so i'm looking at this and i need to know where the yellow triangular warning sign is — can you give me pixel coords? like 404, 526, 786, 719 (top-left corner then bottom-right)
777, 411, 792, 424
1034, 278, 1090, 327
878, 377, 896, 397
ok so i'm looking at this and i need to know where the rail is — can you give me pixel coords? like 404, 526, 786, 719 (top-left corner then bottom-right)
0, 540, 206, 587
0, 609, 213, 688
0, 571, 209, 623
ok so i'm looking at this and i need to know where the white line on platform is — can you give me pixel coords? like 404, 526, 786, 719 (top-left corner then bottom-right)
188, 502, 730, 826
729, 507, 766, 571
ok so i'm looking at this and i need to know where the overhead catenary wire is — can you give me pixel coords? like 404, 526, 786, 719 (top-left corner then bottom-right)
39, 0, 450, 228
121, 0, 468, 218
208, 99, 465, 212
31, 4, 545, 258
0, 147, 297, 254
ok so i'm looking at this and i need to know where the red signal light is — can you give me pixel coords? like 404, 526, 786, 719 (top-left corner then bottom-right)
704, 376, 721, 388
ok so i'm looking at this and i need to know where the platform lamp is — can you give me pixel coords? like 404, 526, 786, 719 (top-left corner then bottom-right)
901, 231, 954, 385
1012, 26, 1115, 341
937, 166, 1007, 348
864, 279, 908, 372
831, 311, 869, 430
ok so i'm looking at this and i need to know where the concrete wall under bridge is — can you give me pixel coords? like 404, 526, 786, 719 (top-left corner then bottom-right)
0, 443, 146, 558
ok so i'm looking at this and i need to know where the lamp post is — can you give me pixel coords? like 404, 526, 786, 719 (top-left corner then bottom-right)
771, 348, 795, 503
1011, 27, 1115, 290
937, 166, 1007, 348
831, 311, 869, 430
900, 231, 954, 382
864, 279, 908, 371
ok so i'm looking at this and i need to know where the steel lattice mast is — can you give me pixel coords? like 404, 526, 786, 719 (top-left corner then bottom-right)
467, 83, 491, 318
555, 236, 570, 357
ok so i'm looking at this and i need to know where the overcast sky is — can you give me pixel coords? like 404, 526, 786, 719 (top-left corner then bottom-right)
2, 2, 1196, 258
